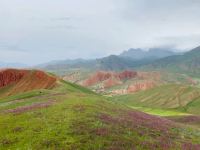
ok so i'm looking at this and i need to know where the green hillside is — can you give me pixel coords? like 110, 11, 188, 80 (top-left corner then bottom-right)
112, 84, 200, 114
1, 79, 200, 149
143, 46, 200, 77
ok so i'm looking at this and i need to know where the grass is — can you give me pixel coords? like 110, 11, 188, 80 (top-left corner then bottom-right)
60, 80, 97, 95
110, 83, 200, 130
0, 81, 200, 149
0, 90, 50, 103
129, 106, 190, 117
112, 84, 200, 112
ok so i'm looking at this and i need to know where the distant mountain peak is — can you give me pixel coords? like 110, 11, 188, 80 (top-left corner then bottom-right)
142, 45, 200, 77
120, 47, 179, 60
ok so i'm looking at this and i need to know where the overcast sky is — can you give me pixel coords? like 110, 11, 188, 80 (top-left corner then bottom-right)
1, 0, 200, 65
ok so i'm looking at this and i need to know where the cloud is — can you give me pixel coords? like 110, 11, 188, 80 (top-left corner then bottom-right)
50, 17, 71, 21
0, 0, 200, 64
0, 50, 30, 63
158, 34, 200, 50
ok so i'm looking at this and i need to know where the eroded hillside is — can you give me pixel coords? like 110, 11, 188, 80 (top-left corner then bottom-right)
0, 69, 57, 97
63, 69, 199, 96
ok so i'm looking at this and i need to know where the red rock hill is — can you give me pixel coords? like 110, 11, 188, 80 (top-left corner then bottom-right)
0, 69, 57, 96
82, 70, 137, 87
0, 69, 28, 88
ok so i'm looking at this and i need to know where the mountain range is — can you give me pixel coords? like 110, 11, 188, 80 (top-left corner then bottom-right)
38, 47, 182, 75
143, 46, 200, 77
40, 46, 200, 78
120, 48, 179, 60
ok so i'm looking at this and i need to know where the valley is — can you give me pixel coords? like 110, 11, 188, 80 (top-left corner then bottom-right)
0, 68, 200, 149
1, 47, 200, 149
2, 1, 200, 149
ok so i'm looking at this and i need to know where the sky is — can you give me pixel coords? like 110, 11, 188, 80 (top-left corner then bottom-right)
1, 0, 200, 65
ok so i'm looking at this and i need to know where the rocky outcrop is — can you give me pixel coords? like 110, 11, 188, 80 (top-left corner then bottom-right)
82, 70, 137, 87
63, 72, 81, 83
83, 71, 112, 86
0, 69, 57, 97
116, 70, 137, 80
0, 69, 28, 88
33, 70, 57, 89
104, 78, 122, 88
63, 70, 160, 95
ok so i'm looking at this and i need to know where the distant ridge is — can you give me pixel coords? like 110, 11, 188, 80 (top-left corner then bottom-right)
143, 46, 200, 77
38, 47, 181, 74
120, 48, 180, 60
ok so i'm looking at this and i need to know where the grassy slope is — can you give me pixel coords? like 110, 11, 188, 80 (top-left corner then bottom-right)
140, 46, 200, 77
0, 82, 200, 149
112, 84, 200, 111
111, 83, 200, 132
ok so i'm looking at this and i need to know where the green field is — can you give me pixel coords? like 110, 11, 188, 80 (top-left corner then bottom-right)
128, 106, 190, 117
111, 83, 200, 130
112, 84, 200, 113
1, 81, 200, 149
